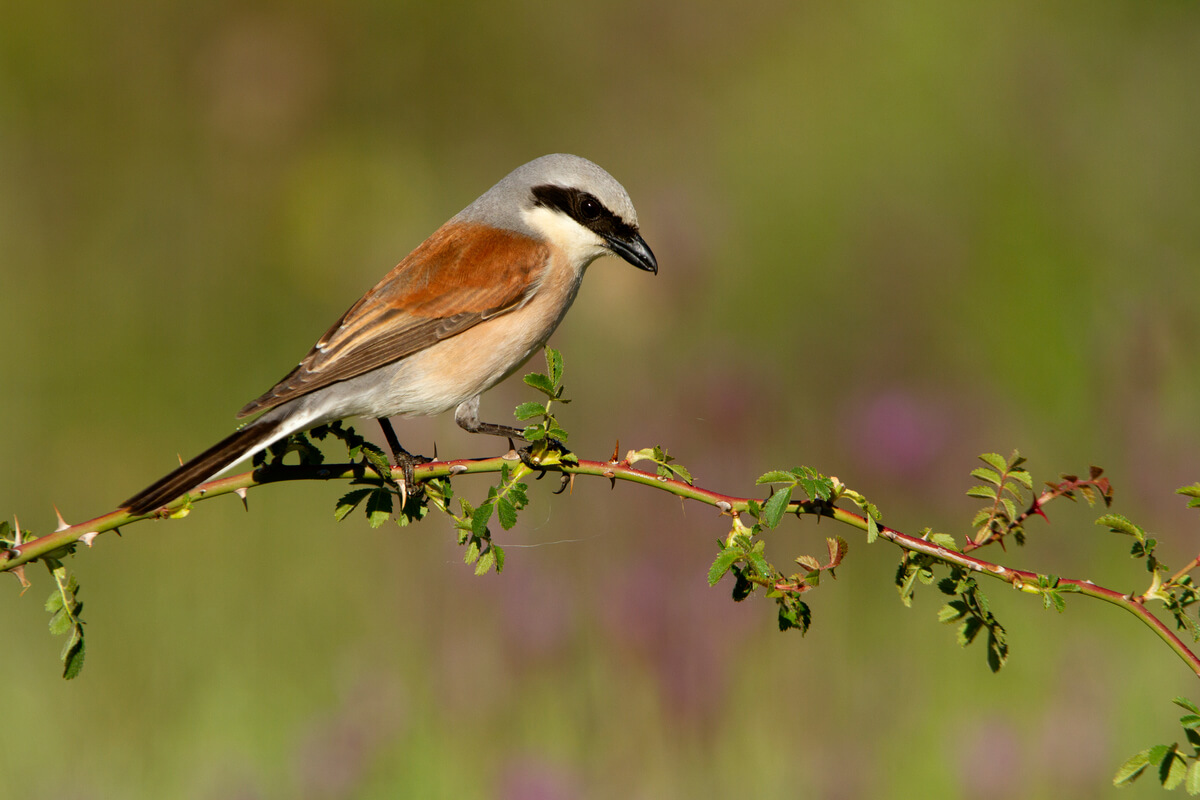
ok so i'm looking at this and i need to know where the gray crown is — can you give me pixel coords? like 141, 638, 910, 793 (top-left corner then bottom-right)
456, 154, 639, 234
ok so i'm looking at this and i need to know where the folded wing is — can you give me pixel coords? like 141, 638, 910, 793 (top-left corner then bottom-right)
239, 222, 548, 417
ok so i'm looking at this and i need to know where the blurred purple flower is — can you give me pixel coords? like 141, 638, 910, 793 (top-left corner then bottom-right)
847, 388, 951, 476
497, 756, 582, 800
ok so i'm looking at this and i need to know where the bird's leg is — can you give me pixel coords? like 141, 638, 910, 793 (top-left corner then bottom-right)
376, 417, 430, 492
454, 397, 570, 470
453, 396, 524, 440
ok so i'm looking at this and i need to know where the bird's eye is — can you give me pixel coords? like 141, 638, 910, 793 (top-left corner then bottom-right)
578, 195, 601, 221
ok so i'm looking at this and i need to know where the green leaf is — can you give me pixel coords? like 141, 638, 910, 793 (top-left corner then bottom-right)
970, 467, 1002, 486
1175, 697, 1200, 715
471, 502, 493, 538
1008, 470, 1034, 490
929, 533, 959, 552
61, 630, 85, 680
45, 591, 65, 613
1044, 591, 1066, 613
339, 490, 373, 519
731, 566, 753, 601
966, 485, 997, 499
1186, 760, 1200, 795
546, 347, 564, 386
708, 547, 743, 586
1148, 744, 1172, 768
514, 401, 547, 421
475, 548, 496, 576
1096, 513, 1144, 538
1113, 749, 1152, 786
776, 596, 811, 633
523, 372, 556, 396
365, 488, 393, 528
756, 470, 797, 485
497, 497, 518, 530
979, 453, 1008, 473
761, 486, 792, 529
938, 601, 968, 623
361, 443, 392, 477
48, 607, 72, 635
1180, 715, 1200, 730
958, 616, 984, 646
669, 463, 694, 485
747, 550, 772, 580
898, 564, 920, 607
987, 628, 1008, 672
507, 481, 529, 509
794, 468, 833, 501
1162, 746, 1187, 790
1178, 485, 1200, 509
866, 515, 879, 544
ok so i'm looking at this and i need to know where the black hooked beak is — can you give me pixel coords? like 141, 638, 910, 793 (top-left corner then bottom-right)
605, 231, 658, 275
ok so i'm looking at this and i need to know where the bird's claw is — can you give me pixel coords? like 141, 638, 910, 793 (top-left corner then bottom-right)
517, 437, 570, 470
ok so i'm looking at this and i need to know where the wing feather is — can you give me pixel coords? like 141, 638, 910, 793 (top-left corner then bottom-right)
238, 222, 548, 417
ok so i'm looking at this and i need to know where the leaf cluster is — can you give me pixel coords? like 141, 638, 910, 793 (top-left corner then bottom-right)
936, 567, 1008, 672
967, 451, 1033, 546
1115, 697, 1200, 793
320, 419, 436, 528
253, 428, 327, 470
449, 463, 530, 575
45, 557, 85, 680
1181, 485, 1200, 511
1044, 466, 1114, 508
1096, 512, 1200, 641
516, 348, 573, 448
706, 467, 852, 634
2, 521, 86, 678
752, 466, 835, 529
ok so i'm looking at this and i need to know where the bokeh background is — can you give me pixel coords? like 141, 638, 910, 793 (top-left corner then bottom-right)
3, 2, 1200, 798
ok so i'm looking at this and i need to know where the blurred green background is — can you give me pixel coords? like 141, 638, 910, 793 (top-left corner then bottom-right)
3, 1, 1200, 797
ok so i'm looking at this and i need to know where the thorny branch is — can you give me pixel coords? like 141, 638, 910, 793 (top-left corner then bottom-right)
4, 448, 1199, 677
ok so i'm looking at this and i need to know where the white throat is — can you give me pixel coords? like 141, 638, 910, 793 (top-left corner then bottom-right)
521, 206, 609, 274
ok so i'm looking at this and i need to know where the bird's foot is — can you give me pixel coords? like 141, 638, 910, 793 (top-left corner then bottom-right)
517, 436, 573, 471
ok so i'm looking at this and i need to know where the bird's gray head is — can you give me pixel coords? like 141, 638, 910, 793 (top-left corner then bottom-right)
457, 154, 657, 274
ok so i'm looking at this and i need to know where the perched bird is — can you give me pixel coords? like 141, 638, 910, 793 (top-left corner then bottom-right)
122, 154, 656, 515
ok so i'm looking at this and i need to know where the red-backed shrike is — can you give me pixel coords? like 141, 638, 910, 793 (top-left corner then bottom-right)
123, 154, 656, 515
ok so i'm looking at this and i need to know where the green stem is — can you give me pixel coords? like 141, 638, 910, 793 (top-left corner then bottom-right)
5, 451, 1198, 677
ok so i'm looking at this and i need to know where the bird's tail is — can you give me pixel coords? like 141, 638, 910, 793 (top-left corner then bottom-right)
121, 417, 290, 515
